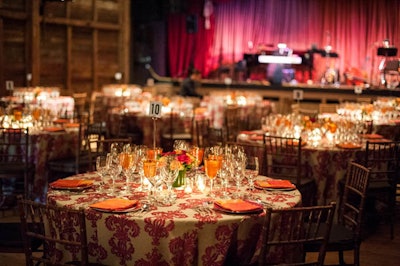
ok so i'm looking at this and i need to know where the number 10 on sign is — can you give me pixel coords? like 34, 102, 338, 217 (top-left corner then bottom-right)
149, 101, 162, 118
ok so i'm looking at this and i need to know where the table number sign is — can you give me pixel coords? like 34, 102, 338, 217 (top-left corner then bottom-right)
149, 101, 162, 148
149, 101, 162, 118
5, 80, 14, 91
293, 89, 304, 100
354, 85, 363, 94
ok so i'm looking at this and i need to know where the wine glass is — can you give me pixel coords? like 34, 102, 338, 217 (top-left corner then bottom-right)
232, 150, 246, 198
245, 156, 259, 191
96, 155, 110, 192
147, 147, 162, 160
189, 145, 204, 191
135, 145, 149, 192
142, 159, 158, 203
106, 152, 122, 195
160, 157, 180, 204
119, 149, 136, 193
204, 147, 222, 197
218, 157, 232, 198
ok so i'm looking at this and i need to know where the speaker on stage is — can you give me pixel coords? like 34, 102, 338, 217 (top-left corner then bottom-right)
186, 14, 198, 34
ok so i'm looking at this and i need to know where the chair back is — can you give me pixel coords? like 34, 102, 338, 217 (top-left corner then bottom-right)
89, 91, 106, 124
364, 140, 399, 186
224, 105, 242, 142
258, 202, 336, 266
207, 126, 224, 146
229, 141, 267, 176
363, 140, 398, 239
263, 135, 303, 186
18, 198, 88, 266
72, 92, 88, 121
195, 118, 210, 147
0, 127, 32, 198
87, 137, 132, 171
338, 161, 371, 240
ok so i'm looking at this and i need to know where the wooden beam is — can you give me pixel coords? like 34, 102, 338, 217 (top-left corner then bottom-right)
40, 16, 120, 31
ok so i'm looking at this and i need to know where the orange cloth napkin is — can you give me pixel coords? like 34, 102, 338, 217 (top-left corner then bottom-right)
240, 131, 255, 135
360, 134, 383, 139
64, 123, 79, 128
214, 199, 262, 212
43, 127, 65, 132
336, 143, 362, 149
50, 179, 94, 188
53, 118, 69, 124
255, 179, 295, 189
249, 135, 264, 141
89, 198, 138, 211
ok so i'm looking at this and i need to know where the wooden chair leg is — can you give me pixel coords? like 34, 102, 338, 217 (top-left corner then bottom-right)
338, 250, 345, 265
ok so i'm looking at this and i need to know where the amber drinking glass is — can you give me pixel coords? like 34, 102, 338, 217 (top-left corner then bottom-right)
204, 148, 222, 196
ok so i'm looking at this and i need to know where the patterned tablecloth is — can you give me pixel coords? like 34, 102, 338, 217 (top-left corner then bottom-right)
30, 129, 78, 201
47, 172, 301, 265
237, 132, 365, 205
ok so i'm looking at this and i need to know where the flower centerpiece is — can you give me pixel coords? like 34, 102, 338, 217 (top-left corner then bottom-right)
158, 149, 195, 188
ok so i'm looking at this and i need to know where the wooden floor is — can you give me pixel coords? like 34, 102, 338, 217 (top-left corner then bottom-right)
0, 205, 399, 266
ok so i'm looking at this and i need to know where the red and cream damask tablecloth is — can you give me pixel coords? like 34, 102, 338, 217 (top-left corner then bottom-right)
237, 132, 365, 205
47, 172, 301, 265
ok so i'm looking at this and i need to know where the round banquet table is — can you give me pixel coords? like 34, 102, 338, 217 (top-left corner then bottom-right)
47, 172, 301, 265
237, 131, 366, 205
30, 127, 79, 202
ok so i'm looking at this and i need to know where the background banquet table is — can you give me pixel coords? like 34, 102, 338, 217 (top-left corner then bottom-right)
47, 172, 301, 265
30, 128, 78, 201
237, 132, 365, 205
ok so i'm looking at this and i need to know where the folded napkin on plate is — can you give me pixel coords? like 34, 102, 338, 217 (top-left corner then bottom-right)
50, 179, 94, 188
64, 123, 79, 128
43, 127, 65, 132
53, 118, 69, 124
360, 133, 383, 139
368, 138, 392, 143
255, 179, 295, 189
336, 143, 362, 149
249, 135, 264, 141
240, 131, 254, 135
89, 198, 138, 211
214, 199, 262, 212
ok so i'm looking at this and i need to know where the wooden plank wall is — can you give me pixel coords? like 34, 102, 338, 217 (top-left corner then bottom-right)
0, 0, 130, 97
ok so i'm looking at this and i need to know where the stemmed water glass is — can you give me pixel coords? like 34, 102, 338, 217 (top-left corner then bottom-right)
218, 157, 232, 198
136, 145, 149, 192
160, 156, 180, 204
96, 155, 110, 192
142, 158, 159, 204
245, 156, 259, 192
188, 145, 204, 191
106, 151, 122, 195
232, 150, 246, 198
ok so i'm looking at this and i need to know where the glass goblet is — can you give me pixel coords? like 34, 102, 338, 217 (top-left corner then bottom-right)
96, 155, 109, 192
245, 156, 259, 192
204, 148, 222, 197
106, 152, 122, 195
142, 159, 158, 203
160, 164, 179, 204
119, 151, 136, 193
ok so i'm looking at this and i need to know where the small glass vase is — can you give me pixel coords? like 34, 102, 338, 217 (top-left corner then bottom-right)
173, 169, 186, 188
